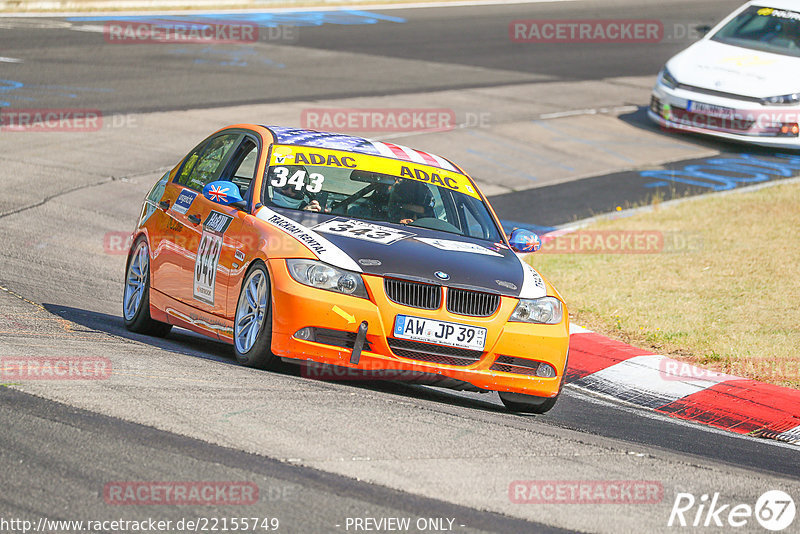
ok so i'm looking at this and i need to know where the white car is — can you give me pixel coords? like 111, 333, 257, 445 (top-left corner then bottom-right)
649, 0, 800, 149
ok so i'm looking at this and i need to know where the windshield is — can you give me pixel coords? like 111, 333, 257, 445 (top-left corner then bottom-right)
711, 5, 800, 57
264, 145, 503, 242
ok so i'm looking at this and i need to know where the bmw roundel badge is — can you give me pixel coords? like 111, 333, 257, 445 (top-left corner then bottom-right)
434, 271, 450, 280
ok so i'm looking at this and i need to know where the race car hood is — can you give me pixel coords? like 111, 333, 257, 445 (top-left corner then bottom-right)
256, 207, 547, 298
667, 39, 800, 98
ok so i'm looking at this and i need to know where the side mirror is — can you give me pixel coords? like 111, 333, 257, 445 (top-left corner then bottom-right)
695, 24, 712, 37
202, 181, 244, 206
509, 228, 541, 253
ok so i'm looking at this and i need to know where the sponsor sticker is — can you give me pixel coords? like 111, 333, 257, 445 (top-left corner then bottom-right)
758, 7, 800, 22
203, 211, 234, 235
193, 212, 233, 305
269, 145, 479, 199
172, 190, 197, 215
518, 261, 547, 299
415, 237, 502, 257
314, 217, 413, 245
254, 207, 362, 272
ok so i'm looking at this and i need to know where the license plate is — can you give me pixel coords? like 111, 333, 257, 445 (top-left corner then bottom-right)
687, 101, 736, 119
393, 315, 486, 351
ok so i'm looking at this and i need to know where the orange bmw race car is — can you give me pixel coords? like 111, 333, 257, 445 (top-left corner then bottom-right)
123, 125, 569, 413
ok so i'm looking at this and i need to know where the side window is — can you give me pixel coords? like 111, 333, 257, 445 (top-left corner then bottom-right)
223, 139, 258, 200
177, 133, 241, 191
463, 206, 484, 239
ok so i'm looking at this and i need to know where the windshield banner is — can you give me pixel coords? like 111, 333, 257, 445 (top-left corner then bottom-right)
268, 145, 481, 199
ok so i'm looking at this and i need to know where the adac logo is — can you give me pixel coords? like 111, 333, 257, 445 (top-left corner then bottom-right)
757, 7, 774, 16
434, 271, 450, 280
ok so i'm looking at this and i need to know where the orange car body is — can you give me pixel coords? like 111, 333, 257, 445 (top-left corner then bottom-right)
132, 124, 569, 400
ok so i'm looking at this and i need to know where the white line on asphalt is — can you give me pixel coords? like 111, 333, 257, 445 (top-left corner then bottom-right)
539, 105, 639, 119
0, 56, 23, 63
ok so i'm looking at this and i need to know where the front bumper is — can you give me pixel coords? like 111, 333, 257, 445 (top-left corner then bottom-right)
649, 81, 800, 150
267, 259, 569, 398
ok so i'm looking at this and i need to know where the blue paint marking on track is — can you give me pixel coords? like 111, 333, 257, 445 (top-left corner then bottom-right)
641, 153, 800, 191
0, 79, 114, 107
67, 10, 406, 27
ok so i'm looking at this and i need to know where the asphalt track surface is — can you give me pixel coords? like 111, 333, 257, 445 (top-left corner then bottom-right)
1, 1, 799, 532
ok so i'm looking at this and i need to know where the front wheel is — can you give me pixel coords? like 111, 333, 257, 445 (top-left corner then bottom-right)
233, 263, 278, 369
123, 237, 172, 337
499, 391, 559, 414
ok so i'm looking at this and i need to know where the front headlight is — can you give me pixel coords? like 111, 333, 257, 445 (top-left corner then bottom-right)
510, 297, 563, 324
761, 93, 800, 106
658, 67, 679, 90
286, 259, 368, 299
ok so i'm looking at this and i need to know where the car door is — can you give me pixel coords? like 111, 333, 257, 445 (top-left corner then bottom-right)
189, 135, 260, 317
153, 131, 243, 308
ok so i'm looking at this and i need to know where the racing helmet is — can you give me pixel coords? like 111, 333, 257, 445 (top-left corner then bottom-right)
388, 179, 434, 222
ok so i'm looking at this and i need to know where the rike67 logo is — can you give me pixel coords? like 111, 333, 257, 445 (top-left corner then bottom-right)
669, 490, 795, 531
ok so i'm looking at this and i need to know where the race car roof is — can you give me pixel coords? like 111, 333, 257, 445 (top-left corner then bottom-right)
263, 126, 462, 174
747, 0, 800, 11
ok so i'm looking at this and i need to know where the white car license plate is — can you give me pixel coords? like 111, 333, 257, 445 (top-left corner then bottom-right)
393, 315, 486, 351
687, 101, 736, 119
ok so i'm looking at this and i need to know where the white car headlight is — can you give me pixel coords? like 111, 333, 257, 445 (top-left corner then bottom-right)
286, 259, 368, 299
510, 297, 563, 324
761, 93, 800, 106
658, 67, 679, 90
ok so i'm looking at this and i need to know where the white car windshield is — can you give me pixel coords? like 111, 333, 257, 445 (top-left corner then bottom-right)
265, 163, 503, 242
711, 5, 800, 57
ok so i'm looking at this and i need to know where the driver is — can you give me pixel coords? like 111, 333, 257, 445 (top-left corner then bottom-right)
389, 179, 434, 224
268, 165, 322, 212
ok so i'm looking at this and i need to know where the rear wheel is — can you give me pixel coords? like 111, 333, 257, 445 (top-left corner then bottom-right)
123, 237, 172, 337
499, 391, 559, 414
233, 263, 278, 369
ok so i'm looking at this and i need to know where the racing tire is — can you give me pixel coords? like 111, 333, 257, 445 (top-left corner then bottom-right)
123, 237, 172, 337
233, 262, 278, 369
499, 391, 559, 414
